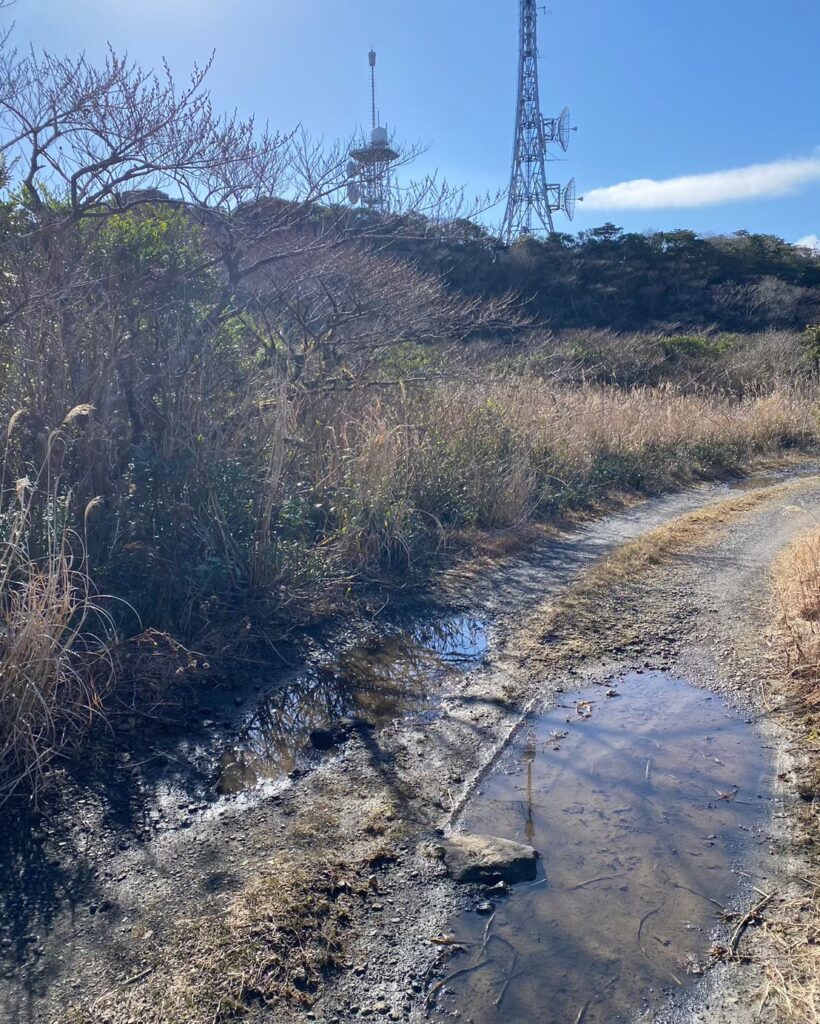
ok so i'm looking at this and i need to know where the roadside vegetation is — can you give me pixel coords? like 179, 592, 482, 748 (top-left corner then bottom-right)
0, 37, 819, 805
774, 525, 820, 722
763, 524, 820, 1023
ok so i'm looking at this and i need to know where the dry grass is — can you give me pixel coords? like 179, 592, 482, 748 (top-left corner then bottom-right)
758, 886, 820, 1024
408, 382, 817, 527
441, 382, 814, 466
750, 521, 820, 1023
316, 381, 817, 585
65, 854, 360, 1024
774, 525, 820, 706
0, 542, 112, 802
0, 411, 118, 803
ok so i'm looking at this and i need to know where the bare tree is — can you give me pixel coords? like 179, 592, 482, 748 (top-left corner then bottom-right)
239, 241, 524, 386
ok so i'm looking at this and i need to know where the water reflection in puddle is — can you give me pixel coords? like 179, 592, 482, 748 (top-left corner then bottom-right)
217, 614, 487, 793
436, 673, 771, 1024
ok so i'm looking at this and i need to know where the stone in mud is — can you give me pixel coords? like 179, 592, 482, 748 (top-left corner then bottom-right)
309, 727, 344, 750
310, 717, 376, 750
440, 833, 538, 884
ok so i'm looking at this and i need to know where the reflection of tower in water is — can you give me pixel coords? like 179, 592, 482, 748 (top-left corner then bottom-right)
522, 730, 537, 843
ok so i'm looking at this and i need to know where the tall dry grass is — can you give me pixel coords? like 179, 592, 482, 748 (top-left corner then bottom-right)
767, 526, 820, 1023
0, 378, 817, 799
0, 409, 116, 802
493, 327, 819, 392
317, 382, 817, 565
773, 526, 820, 705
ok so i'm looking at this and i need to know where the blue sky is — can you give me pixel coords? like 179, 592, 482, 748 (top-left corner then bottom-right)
9, 0, 820, 244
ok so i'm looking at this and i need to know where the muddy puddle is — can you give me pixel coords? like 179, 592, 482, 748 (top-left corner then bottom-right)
435, 673, 772, 1024
217, 614, 488, 793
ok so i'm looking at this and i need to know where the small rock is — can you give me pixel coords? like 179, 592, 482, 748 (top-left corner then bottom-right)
440, 833, 538, 884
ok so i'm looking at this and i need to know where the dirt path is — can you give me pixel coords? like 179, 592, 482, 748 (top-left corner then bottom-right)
3, 466, 820, 1024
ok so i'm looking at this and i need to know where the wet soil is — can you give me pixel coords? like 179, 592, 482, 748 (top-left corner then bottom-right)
216, 614, 489, 794
3, 462, 820, 1024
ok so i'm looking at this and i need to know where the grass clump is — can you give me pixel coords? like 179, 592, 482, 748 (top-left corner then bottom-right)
0, 410, 118, 803
774, 526, 820, 706
759, 885, 820, 1024
67, 855, 358, 1024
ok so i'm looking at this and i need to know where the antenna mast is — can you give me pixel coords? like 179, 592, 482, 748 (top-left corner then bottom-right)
501, 0, 577, 243
369, 48, 377, 131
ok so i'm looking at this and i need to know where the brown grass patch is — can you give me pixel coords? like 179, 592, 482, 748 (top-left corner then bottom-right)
758, 886, 820, 1024
64, 855, 360, 1024
774, 525, 820, 706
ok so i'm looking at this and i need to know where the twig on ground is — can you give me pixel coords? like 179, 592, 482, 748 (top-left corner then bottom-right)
728, 891, 775, 959
638, 906, 661, 956
671, 881, 726, 911
477, 912, 496, 960
121, 966, 154, 987
566, 872, 624, 892
494, 947, 518, 1007
424, 959, 495, 1014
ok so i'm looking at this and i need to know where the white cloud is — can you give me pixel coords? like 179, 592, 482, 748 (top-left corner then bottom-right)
583, 155, 820, 211
796, 233, 820, 250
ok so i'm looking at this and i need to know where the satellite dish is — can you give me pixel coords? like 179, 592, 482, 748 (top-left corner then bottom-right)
563, 177, 576, 221
347, 181, 361, 205
557, 107, 571, 152
346, 159, 359, 179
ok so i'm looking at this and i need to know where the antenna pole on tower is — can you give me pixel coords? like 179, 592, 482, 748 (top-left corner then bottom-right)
501, 0, 577, 244
369, 49, 377, 132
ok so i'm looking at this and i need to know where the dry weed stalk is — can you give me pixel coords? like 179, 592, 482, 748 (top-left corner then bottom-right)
0, 409, 116, 802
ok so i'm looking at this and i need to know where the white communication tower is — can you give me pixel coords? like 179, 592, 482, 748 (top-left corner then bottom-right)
346, 50, 400, 214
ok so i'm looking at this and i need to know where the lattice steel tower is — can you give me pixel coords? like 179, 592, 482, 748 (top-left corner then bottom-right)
502, 0, 576, 243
